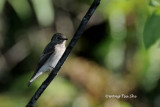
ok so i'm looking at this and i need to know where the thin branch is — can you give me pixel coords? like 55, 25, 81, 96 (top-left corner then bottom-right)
26, 0, 101, 106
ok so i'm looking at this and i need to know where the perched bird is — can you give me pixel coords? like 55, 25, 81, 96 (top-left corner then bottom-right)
28, 33, 68, 87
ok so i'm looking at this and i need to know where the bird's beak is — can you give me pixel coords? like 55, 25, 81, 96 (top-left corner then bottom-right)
63, 38, 68, 40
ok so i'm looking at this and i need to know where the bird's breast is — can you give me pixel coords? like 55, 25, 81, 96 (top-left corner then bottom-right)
49, 43, 66, 68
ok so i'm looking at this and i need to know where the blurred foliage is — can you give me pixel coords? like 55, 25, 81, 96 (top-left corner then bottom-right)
0, 0, 160, 107
149, 0, 160, 6
143, 12, 160, 49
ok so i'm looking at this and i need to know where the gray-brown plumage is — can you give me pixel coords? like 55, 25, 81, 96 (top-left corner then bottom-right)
28, 33, 68, 87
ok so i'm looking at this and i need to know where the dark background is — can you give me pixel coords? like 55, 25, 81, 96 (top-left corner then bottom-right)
0, 0, 160, 107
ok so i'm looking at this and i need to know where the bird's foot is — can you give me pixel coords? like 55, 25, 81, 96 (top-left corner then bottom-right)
49, 66, 54, 69
28, 82, 32, 87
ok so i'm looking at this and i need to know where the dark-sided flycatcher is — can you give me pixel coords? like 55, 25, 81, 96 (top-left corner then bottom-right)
28, 33, 68, 87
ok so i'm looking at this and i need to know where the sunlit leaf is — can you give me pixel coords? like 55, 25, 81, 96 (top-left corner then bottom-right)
149, 0, 160, 6
143, 12, 160, 49
32, 0, 55, 27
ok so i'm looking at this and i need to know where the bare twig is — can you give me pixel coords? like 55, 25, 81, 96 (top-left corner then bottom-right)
26, 0, 101, 106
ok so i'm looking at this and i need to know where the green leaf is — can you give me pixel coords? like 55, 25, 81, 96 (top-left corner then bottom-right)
143, 13, 160, 49
149, 0, 160, 6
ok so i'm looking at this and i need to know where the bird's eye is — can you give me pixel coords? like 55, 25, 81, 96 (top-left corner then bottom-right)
57, 37, 61, 39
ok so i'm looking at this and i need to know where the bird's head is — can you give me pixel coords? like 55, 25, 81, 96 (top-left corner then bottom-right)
51, 33, 68, 44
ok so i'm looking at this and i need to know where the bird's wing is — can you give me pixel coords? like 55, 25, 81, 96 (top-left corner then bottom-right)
29, 42, 55, 80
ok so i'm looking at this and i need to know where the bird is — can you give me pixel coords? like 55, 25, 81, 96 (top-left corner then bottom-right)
28, 33, 68, 87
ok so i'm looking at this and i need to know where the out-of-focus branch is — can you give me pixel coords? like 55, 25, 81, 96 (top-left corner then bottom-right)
26, 0, 101, 106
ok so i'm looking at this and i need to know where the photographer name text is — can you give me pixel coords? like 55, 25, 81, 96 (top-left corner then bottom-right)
105, 94, 137, 99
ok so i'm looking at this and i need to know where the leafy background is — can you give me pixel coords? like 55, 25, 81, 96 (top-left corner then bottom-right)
0, 0, 160, 107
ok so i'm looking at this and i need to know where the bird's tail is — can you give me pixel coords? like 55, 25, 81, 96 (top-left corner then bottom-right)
28, 72, 43, 87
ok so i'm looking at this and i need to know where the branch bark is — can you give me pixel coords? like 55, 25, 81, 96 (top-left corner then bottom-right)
26, 0, 101, 106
